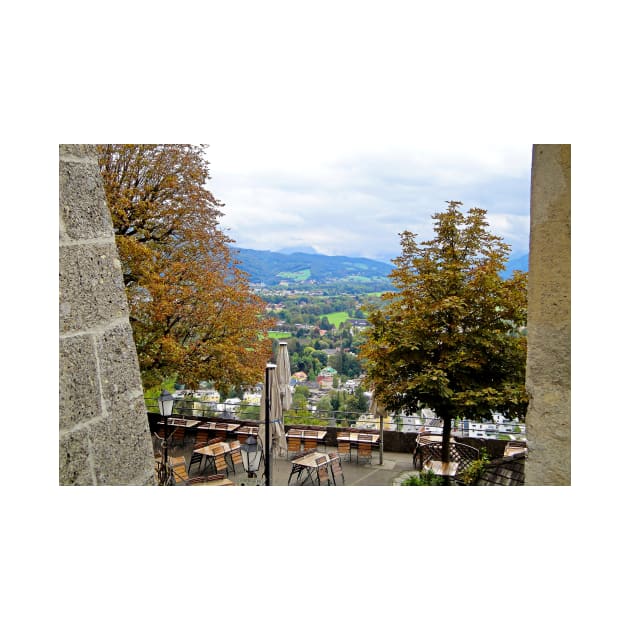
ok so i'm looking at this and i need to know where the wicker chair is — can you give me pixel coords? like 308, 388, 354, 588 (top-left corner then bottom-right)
414, 441, 480, 481
412, 436, 436, 469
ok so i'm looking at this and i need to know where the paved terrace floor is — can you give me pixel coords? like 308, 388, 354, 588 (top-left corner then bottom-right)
158, 439, 419, 486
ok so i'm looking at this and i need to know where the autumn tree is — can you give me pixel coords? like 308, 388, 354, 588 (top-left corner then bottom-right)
360, 201, 528, 462
97, 144, 273, 393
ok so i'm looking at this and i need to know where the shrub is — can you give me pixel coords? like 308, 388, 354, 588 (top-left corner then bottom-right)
460, 448, 491, 485
401, 470, 444, 486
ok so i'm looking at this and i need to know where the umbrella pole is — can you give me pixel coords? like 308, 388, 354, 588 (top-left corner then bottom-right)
265, 364, 271, 486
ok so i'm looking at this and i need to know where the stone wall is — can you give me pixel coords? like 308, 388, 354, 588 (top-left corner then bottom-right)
525, 144, 571, 485
59, 145, 155, 485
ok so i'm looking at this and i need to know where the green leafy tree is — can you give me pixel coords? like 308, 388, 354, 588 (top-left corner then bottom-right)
316, 396, 333, 413
294, 385, 310, 399
320, 316, 332, 330
361, 202, 527, 462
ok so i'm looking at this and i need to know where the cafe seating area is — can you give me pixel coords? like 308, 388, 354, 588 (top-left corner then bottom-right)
151, 416, 526, 486
152, 416, 414, 485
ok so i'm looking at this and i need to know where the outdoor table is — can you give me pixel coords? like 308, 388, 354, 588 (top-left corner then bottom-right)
285, 428, 327, 444
196, 421, 240, 436
157, 418, 201, 428
235, 426, 259, 441
415, 434, 441, 444
415, 433, 454, 445
337, 432, 379, 444
193, 441, 240, 474
337, 432, 379, 462
287, 451, 331, 486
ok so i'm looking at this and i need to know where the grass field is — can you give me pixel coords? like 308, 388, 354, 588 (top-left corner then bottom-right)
276, 269, 311, 281
322, 311, 350, 326
268, 331, 292, 339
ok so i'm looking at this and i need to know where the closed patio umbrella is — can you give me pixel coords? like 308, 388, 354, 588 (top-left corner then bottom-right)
276, 341, 293, 411
259, 363, 287, 485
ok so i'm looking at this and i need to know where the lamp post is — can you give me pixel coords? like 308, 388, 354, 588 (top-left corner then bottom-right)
157, 389, 174, 485
240, 434, 263, 480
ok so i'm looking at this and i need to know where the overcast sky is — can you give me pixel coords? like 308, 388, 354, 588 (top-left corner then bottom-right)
207, 140, 532, 263
191, 3, 539, 263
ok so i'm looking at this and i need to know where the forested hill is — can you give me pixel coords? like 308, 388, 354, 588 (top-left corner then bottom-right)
231, 246, 529, 289
230, 247, 394, 288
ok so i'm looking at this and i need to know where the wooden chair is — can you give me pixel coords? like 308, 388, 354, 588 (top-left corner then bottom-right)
413, 435, 435, 469
189, 436, 222, 474
194, 429, 210, 448
303, 430, 318, 451
316, 456, 331, 485
169, 456, 189, 484
336, 432, 351, 462
357, 434, 373, 463
237, 429, 253, 444
328, 452, 345, 485
209, 443, 229, 477
186, 474, 227, 485
214, 422, 229, 441
227, 440, 244, 474
287, 435, 302, 459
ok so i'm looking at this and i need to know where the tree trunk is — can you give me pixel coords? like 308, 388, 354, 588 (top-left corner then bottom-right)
441, 415, 452, 463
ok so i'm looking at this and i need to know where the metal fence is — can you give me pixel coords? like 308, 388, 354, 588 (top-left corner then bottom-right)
144, 396, 526, 441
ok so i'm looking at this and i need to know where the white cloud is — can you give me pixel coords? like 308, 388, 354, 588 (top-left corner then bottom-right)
210, 145, 532, 262
187, 4, 541, 263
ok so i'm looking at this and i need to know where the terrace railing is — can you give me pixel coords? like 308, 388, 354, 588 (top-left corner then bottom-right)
144, 395, 526, 442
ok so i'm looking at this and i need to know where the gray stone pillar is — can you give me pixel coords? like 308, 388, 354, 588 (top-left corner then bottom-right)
525, 144, 571, 485
59, 145, 156, 485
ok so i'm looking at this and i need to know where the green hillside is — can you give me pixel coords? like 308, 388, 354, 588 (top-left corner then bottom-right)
231, 247, 394, 288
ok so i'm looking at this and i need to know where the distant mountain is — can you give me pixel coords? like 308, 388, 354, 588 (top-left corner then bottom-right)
230, 247, 394, 288
501, 253, 529, 279
276, 245, 320, 255
231, 246, 528, 288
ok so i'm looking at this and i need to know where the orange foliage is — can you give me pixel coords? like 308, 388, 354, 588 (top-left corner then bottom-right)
97, 144, 272, 391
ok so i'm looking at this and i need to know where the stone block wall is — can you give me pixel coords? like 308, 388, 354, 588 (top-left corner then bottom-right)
525, 144, 571, 485
59, 145, 156, 485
